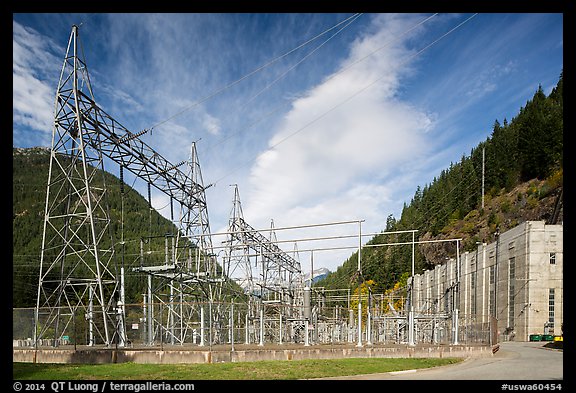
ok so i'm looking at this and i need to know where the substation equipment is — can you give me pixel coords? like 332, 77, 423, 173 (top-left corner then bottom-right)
32, 25, 476, 349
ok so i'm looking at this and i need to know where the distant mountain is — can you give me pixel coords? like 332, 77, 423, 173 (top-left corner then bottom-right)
301, 268, 331, 285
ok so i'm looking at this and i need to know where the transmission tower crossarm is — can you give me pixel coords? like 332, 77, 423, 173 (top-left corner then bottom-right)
75, 92, 204, 208
232, 217, 301, 274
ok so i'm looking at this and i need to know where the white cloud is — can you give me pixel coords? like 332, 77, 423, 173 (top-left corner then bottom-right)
241, 14, 435, 271
12, 21, 61, 146
12, 72, 54, 132
202, 112, 221, 136
465, 61, 517, 99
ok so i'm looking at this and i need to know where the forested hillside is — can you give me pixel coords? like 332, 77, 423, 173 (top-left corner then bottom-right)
315, 72, 563, 294
12, 148, 180, 307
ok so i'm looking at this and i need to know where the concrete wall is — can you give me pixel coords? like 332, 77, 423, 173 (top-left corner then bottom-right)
412, 221, 563, 342
525, 222, 563, 338
13, 344, 494, 364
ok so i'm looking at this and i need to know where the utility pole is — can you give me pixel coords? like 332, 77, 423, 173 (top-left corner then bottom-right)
408, 231, 416, 346
357, 220, 363, 347
453, 239, 460, 345
494, 228, 500, 338
482, 146, 485, 209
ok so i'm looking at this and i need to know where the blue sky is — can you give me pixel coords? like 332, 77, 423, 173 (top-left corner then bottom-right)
12, 13, 564, 273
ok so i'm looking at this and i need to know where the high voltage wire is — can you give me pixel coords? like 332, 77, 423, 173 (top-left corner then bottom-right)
211, 13, 479, 186
370, 13, 483, 231
147, 13, 364, 131
240, 13, 364, 109
38, 14, 362, 216
202, 13, 438, 157
14, 14, 450, 205
14, 14, 480, 276
315, 13, 439, 89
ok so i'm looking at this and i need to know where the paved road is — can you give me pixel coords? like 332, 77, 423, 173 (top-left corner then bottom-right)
316, 341, 563, 380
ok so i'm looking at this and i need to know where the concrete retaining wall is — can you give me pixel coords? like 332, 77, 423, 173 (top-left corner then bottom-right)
13, 344, 494, 364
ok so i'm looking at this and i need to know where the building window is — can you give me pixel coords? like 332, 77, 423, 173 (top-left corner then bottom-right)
508, 257, 515, 328
471, 272, 477, 315
489, 285, 495, 317
550, 253, 556, 265
489, 265, 496, 317
548, 288, 555, 331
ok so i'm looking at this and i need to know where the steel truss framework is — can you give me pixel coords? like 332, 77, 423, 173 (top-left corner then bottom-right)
35, 25, 219, 347
221, 185, 305, 341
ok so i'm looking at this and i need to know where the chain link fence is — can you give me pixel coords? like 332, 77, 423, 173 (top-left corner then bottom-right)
14, 303, 494, 348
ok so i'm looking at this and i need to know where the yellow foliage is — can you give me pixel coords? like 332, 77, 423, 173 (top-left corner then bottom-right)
350, 280, 375, 323
383, 279, 407, 314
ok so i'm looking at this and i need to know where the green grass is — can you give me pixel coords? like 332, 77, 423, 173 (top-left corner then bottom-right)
14, 357, 462, 380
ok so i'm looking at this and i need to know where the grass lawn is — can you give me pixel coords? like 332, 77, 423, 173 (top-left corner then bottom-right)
14, 357, 462, 380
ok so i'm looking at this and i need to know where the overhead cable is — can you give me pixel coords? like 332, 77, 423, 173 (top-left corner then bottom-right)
148, 13, 363, 131
212, 14, 479, 186
205, 13, 436, 156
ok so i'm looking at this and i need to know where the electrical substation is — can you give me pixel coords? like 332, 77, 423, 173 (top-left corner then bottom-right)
13, 25, 562, 364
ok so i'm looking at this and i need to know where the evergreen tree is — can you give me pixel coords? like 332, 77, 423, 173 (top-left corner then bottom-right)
317, 73, 563, 293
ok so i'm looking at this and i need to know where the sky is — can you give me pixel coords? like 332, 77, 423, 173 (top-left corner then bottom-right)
12, 13, 564, 274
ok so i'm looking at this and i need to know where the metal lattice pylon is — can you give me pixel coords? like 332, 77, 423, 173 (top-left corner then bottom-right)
223, 185, 304, 343
135, 141, 222, 346
34, 25, 122, 347
224, 185, 302, 294
178, 142, 218, 289
34, 25, 221, 347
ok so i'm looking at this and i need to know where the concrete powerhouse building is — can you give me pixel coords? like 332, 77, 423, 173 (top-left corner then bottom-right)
411, 221, 563, 342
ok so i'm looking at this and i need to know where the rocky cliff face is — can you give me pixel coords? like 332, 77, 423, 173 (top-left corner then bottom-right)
418, 177, 563, 264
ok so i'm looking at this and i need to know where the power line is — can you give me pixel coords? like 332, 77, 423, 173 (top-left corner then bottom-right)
240, 13, 364, 108
202, 13, 439, 158
212, 13, 479, 186
147, 13, 363, 131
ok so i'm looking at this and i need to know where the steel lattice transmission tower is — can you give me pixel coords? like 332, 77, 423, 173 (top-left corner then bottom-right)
34, 25, 122, 347
34, 25, 220, 347
223, 185, 304, 343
